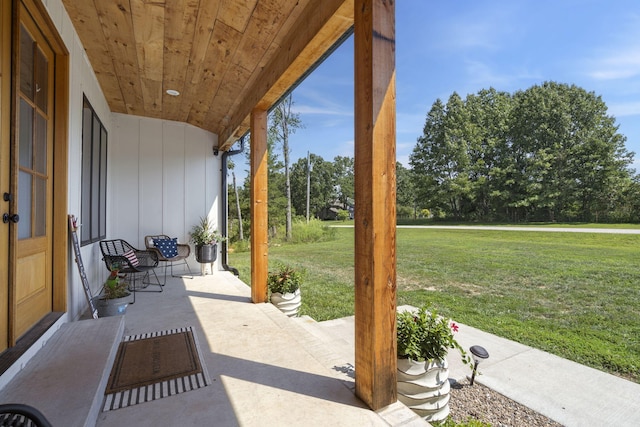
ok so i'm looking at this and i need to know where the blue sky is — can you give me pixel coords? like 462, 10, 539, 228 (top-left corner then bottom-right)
240, 1, 640, 178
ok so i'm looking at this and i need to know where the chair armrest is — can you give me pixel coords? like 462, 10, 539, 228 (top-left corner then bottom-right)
135, 249, 159, 267
146, 246, 167, 262
176, 243, 191, 258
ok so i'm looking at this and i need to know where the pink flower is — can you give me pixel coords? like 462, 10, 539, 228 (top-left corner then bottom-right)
451, 322, 459, 332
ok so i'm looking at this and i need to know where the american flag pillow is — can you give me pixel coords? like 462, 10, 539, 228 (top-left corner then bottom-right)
123, 249, 139, 267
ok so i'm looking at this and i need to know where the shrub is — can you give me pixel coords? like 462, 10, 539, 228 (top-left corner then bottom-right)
290, 218, 336, 244
230, 240, 250, 253
336, 209, 350, 221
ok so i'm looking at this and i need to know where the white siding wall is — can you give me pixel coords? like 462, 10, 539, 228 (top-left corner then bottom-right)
40, 0, 222, 321
110, 114, 222, 270
42, 0, 113, 320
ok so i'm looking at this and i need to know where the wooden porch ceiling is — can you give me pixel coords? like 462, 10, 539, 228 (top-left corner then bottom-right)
61, 0, 354, 150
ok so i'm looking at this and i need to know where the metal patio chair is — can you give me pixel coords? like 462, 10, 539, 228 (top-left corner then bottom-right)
99, 239, 161, 303
145, 234, 194, 284
0, 403, 53, 427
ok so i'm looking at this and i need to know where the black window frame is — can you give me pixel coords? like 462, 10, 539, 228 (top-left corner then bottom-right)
81, 95, 107, 246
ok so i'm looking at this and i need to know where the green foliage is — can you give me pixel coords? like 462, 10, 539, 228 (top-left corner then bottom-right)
434, 417, 491, 427
102, 270, 129, 299
336, 209, 350, 221
289, 154, 336, 218
410, 82, 634, 223
397, 305, 471, 367
190, 216, 224, 246
230, 239, 250, 253
267, 263, 304, 294
397, 204, 414, 218
275, 218, 337, 244
333, 155, 354, 208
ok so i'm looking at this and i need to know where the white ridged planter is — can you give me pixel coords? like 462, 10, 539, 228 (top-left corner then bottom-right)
397, 357, 450, 422
270, 288, 301, 317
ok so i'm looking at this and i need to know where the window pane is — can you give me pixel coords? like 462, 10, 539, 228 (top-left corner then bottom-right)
19, 100, 33, 169
81, 96, 108, 245
34, 177, 46, 237
20, 25, 34, 100
91, 116, 100, 240
18, 171, 32, 240
34, 112, 47, 174
35, 47, 48, 112
99, 127, 108, 238
81, 101, 92, 244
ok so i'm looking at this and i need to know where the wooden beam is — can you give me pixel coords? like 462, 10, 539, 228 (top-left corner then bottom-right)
353, 0, 396, 411
52, 40, 69, 315
250, 108, 269, 303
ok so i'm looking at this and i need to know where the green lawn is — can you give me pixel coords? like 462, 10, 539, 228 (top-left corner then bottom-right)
229, 226, 640, 382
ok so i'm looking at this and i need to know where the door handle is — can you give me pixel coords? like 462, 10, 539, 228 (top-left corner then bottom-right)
2, 213, 19, 224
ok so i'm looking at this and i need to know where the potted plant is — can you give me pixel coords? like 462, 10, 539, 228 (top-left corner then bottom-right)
93, 266, 131, 317
190, 216, 224, 263
396, 305, 472, 422
267, 264, 303, 317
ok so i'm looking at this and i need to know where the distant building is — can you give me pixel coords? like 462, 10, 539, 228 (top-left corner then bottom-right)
318, 199, 354, 220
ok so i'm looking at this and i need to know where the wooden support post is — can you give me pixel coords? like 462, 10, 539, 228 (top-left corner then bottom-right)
354, 0, 397, 411
250, 108, 269, 303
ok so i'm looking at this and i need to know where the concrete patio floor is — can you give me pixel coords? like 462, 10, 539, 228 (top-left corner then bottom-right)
94, 271, 424, 427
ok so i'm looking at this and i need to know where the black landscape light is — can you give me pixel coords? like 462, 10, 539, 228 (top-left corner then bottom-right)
469, 345, 489, 386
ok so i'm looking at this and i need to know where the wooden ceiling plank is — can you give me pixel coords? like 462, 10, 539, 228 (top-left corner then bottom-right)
185, 20, 243, 129
139, 77, 163, 118
93, 0, 145, 115
218, 0, 354, 149
61, 0, 126, 112
185, 0, 221, 86
231, 0, 295, 83
212, 41, 279, 136
207, 66, 252, 127
163, 0, 199, 121
164, 0, 199, 40
205, 1, 303, 135
217, 0, 257, 33
131, 0, 165, 114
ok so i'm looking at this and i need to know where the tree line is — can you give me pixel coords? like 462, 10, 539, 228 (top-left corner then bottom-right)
409, 82, 638, 222
227, 82, 640, 242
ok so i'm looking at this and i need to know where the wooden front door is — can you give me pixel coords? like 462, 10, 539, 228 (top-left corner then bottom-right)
0, 0, 67, 354
10, 2, 55, 342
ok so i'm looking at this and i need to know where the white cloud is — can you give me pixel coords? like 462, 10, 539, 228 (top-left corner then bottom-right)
585, 14, 640, 81
461, 60, 542, 92
295, 104, 352, 116
429, 3, 522, 53
608, 102, 640, 117
440, 22, 500, 51
588, 50, 640, 81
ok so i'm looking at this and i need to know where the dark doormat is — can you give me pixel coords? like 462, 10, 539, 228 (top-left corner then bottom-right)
103, 326, 210, 411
